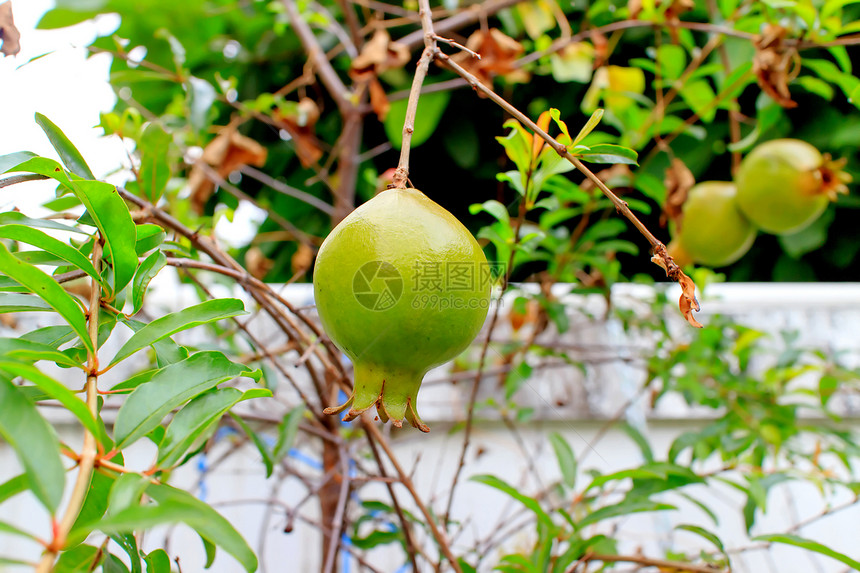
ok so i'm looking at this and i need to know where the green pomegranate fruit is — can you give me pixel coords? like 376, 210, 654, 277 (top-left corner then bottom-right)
735, 139, 850, 235
313, 187, 491, 432
674, 181, 756, 267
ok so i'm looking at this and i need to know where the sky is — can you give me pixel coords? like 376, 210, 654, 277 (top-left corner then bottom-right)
0, 0, 264, 246
0, 0, 124, 212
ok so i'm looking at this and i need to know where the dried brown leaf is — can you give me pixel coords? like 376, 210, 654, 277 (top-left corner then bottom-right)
350, 29, 409, 78
291, 243, 314, 276
245, 246, 274, 280
368, 77, 390, 121
753, 25, 799, 109
454, 28, 529, 88
0, 2, 21, 57
662, 157, 695, 227
651, 243, 702, 328
188, 126, 268, 213
275, 98, 324, 167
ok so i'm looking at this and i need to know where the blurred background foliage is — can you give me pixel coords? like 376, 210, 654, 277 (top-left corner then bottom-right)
37, 0, 860, 286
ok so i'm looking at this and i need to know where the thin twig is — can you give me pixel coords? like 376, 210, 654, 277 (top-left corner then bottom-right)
283, 0, 352, 111
583, 552, 726, 573
362, 420, 463, 573
392, 0, 439, 188
0, 173, 48, 188
37, 241, 103, 572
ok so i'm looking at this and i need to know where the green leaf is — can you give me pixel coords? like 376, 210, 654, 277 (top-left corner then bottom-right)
677, 524, 725, 553
754, 534, 860, 569
0, 474, 29, 505
0, 337, 81, 367
574, 144, 638, 165
73, 179, 138, 295
72, 469, 114, 537
157, 388, 271, 469
0, 243, 92, 352
230, 412, 274, 477
138, 123, 172, 203
471, 474, 554, 527
619, 422, 654, 463
273, 404, 305, 463
679, 79, 718, 123
0, 378, 65, 512
385, 90, 451, 149
110, 299, 247, 366
54, 544, 102, 572
0, 362, 99, 436
104, 554, 130, 573
107, 473, 150, 517
0, 292, 52, 312
147, 484, 257, 572
0, 151, 38, 173
0, 225, 103, 287
134, 224, 166, 256
469, 200, 511, 225
578, 499, 675, 528
34, 113, 96, 180
0, 519, 39, 541
0, 211, 86, 234
132, 250, 166, 314
572, 109, 604, 146
548, 432, 577, 488
144, 549, 171, 573
113, 351, 260, 448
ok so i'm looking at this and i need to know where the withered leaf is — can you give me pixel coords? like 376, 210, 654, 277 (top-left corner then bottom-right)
651, 243, 702, 328
0, 1, 21, 56
187, 126, 268, 214
245, 246, 274, 280
453, 28, 530, 88
753, 24, 799, 109
274, 97, 324, 167
662, 157, 695, 227
368, 77, 390, 121
350, 29, 410, 79
291, 243, 314, 276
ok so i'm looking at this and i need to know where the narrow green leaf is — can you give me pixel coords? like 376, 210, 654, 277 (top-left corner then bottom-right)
0, 362, 99, 435
0, 242, 93, 352
676, 524, 725, 553
578, 499, 675, 528
273, 405, 305, 462
0, 378, 65, 512
230, 412, 274, 477
0, 225, 103, 286
113, 351, 259, 448
754, 534, 860, 569
134, 224, 166, 255
148, 484, 257, 572
34, 113, 96, 180
138, 124, 172, 204
574, 144, 638, 165
73, 179, 138, 294
0, 151, 38, 173
132, 251, 166, 314
0, 293, 52, 312
157, 388, 271, 469
0, 474, 29, 505
572, 109, 604, 146
619, 422, 654, 463
471, 474, 553, 527
0, 337, 81, 367
548, 432, 577, 488
110, 299, 247, 366
0, 520, 39, 540
0, 211, 86, 234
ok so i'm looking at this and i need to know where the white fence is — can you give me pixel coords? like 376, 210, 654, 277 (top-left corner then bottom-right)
1, 282, 859, 572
